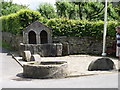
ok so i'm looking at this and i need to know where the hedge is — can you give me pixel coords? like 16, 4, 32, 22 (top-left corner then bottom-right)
0, 10, 119, 38
0, 9, 46, 35
47, 18, 119, 38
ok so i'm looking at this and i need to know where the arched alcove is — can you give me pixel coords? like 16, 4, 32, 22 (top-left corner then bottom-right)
40, 30, 48, 44
28, 31, 36, 44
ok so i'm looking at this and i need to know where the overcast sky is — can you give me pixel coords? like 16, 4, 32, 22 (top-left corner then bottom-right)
5, 0, 56, 10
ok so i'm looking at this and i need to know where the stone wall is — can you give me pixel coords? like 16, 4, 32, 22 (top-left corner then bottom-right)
2, 32, 23, 50
53, 36, 115, 55
19, 43, 62, 57
2, 32, 115, 55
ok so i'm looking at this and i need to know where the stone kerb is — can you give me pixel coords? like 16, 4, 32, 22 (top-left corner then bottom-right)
88, 58, 115, 71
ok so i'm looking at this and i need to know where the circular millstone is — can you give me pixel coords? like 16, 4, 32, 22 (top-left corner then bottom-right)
88, 58, 115, 71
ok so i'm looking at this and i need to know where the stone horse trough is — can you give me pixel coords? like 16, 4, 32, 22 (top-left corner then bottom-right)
23, 61, 68, 79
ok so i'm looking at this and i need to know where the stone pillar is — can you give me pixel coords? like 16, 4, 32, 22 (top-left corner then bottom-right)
22, 51, 32, 62
23, 32, 28, 44
36, 34, 39, 44
56, 43, 63, 56
38, 32, 41, 44
26, 33, 29, 44
19, 43, 25, 56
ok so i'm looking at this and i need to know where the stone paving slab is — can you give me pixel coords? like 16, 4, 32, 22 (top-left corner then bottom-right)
13, 54, 119, 77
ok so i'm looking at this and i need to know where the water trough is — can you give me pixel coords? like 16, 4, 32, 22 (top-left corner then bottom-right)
23, 61, 68, 79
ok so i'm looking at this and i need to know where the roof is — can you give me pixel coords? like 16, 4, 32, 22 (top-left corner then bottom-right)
24, 20, 52, 31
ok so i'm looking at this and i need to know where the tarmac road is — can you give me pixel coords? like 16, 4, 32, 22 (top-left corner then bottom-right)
0, 47, 119, 88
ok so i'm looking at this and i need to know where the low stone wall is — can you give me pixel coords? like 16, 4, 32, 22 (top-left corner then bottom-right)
2, 32, 23, 50
53, 36, 115, 55
2, 32, 115, 55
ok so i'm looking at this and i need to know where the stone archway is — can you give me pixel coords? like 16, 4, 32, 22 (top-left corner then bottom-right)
40, 30, 48, 44
28, 31, 36, 44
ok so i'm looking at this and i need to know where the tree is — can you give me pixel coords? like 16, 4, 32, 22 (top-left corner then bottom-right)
55, 1, 119, 21
37, 3, 56, 19
83, 2, 105, 20
72, 2, 84, 20
56, 1, 68, 18
1, 1, 28, 16
67, 2, 77, 19
56, 1, 77, 19
112, 2, 120, 20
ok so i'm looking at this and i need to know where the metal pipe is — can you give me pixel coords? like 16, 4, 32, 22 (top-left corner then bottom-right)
102, 0, 108, 56
11, 54, 23, 68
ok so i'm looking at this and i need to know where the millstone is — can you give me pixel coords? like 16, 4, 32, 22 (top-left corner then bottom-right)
88, 58, 115, 71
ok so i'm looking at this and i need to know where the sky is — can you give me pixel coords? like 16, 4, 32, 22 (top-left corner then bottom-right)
4, 0, 120, 10
5, 0, 56, 10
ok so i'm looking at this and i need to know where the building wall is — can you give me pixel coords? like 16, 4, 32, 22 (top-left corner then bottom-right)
23, 21, 52, 44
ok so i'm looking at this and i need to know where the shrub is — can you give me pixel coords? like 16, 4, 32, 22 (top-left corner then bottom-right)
1, 10, 119, 38
17, 9, 41, 29
1, 9, 43, 35
47, 18, 119, 38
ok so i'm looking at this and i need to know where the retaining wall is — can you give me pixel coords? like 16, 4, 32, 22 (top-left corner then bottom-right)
2, 32, 115, 55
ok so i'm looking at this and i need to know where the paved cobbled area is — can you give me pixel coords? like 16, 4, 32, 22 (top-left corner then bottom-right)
14, 54, 119, 77
1, 47, 118, 88
41, 55, 118, 77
